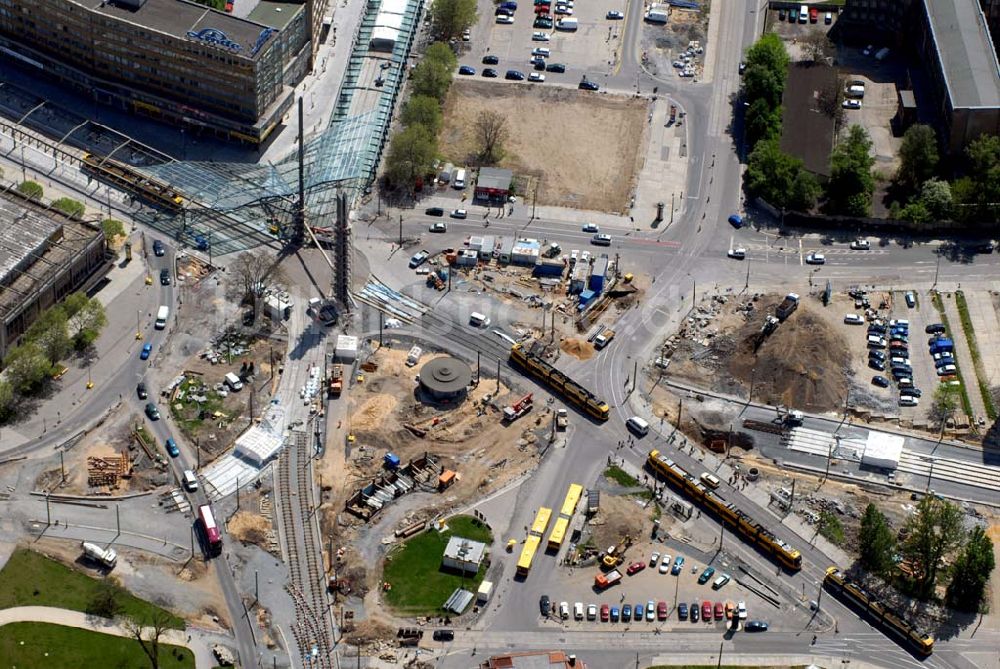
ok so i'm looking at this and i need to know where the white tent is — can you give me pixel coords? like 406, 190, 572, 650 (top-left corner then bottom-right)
234, 426, 284, 467
861, 431, 904, 470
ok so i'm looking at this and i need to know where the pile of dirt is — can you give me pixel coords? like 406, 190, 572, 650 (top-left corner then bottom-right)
352, 395, 398, 431
227, 511, 271, 546
561, 338, 595, 360
343, 619, 395, 646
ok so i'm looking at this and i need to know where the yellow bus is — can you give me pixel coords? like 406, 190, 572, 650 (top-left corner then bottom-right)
517, 535, 541, 576
559, 484, 583, 519
530, 507, 553, 538
547, 517, 569, 551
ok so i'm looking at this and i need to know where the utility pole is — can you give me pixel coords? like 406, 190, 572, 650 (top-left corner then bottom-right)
932, 255, 941, 289
398, 214, 403, 245
744, 258, 751, 291
496, 358, 501, 393
789, 478, 796, 511
60, 451, 65, 483
477, 350, 481, 384
378, 311, 383, 347
632, 361, 638, 393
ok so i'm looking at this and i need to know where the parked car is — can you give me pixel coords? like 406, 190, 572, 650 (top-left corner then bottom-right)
712, 574, 731, 589
900, 395, 919, 407
633, 602, 644, 621
657, 601, 668, 620
698, 566, 716, 584
690, 602, 700, 622
140, 343, 153, 360
496, 14, 514, 23
627, 561, 646, 576
714, 601, 724, 620
483, 54, 500, 65
842, 99, 862, 110
850, 239, 870, 250
559, 601, 569, 619
649, 551, 660, 567
727, 214, 744, 228
152, 240, 165, 256
408, 250, 430, 268
528, 72, 546, 82
659, 553, 671, 573
505, 69, 525, 80
579, 79, 599, 91
458, 65, 476, 75
872, 375, 889, 388
901, 387, 923, 398
606, 10, 624, 19
545, 62, 566, 73
425, 206, 444, 216
540, 595, 551, 615
702, 601, 712, 620
586, 603, 597, 620
926, 323, 946, 334
671, 555, 685, 575
622, 604, 632, 619
600, 604, 610, 621
610, 606, 620, 622
678, 603, 688, 620
905, 291, 917, 308
432, 629, 454, 641
728, 247, 747, 259
745, 620, 769, 632
482, 68, 499, 77
869, 359, 886, 371
533, 16, 553, 28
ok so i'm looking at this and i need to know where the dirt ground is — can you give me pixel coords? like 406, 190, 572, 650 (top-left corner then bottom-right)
439, 81, 648, 212
667, 293, 850, 412
560, 338, 595, 361
587, 492, 657, 553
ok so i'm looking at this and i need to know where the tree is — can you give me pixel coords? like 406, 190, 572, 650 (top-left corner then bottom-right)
101, 218, 126, 243
946, 525, 996, 612
401, 95, 444, 135
898, 200, 931, 224
429, 0, 477, 41
0, 379, 14, 422
17, 180, 43, 200
858, 504, 896, 577
901, 496, 964, 599
26, 306, 71, 367
229, 252, 287, 321
474, 110, 510, 165
742, 65, 785, 109
123, 608, 174, 669
745, 138, 817, 210
66, 295, 108, 350
818, 511, 845, 546
744, 33, 789, 75
425, 42, 459, 71
918, 178, 953, 220
801, 29, 834, 63
930, 384, 960, 426
384, 124, 437, 189
953, 134, 1000, 223
411, 59, 454, 102
87, 578, 124, 619
52, 197, 86, 219
895, 125, 939, 195
827, 124, 875, 216
816, 77, 844, 122
744, 97, 782, 149
4, 342, 51, 393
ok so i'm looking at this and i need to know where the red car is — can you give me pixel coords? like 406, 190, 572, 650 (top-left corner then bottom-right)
809, 7, 818, 22
657, 601, 668, 620
714, 602, 724, 620
626, 561, 646, 576
534, 4, 550, 12
600, 604, 610, 622
702, 601, 712, 620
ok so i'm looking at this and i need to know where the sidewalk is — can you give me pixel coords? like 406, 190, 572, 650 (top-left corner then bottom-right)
0, 605, 227, 669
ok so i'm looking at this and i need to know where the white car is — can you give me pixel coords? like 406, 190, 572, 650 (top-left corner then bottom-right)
649, 551, 660, 567
727, 247, 746, 259
528, 72, 545, 82
850, 239, 870, 250
532, 31, 551, 41
659, 554, 672, 573
607, 10, 624, 19
591, 233, 612, 246
429, 222, 447, 232
450, 208, 467, 219
805, 251, 826, 264
496, 14, 514, 23
582, 223, 599, 233
843, 99, 862, 110
554, 5, 573, 14
646, 600, 655, 621
559, 601, 569, 619
462, 29, 471, 41
899, 395, 919, 407
586, 603, 597, 620
532, 47, 550, 57
737, 600, 747, 620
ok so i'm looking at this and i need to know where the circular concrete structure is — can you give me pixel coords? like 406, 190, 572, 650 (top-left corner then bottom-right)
419, 356, 472, 401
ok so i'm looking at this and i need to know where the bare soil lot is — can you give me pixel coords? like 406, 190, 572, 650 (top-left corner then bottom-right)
439, 81, 648, 212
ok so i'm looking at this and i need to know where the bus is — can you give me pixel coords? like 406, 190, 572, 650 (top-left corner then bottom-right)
559, 483, 583, 518
516, 535, 541, 576
197, 504, 223, 557
530, 507, 552, 538
547, 517, 569, 551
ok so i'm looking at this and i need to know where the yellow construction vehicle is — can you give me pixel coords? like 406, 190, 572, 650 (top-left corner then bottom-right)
601, 534, 633, 569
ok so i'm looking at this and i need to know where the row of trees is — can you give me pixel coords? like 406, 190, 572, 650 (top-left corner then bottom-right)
892, 126, 1000, 224
0, 292, 107, 420
742, 34, 822, 212
858, 499, 995, 612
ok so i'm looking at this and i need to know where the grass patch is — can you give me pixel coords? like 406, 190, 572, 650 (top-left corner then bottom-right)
604, 466, 639, 488
818, 511, 845, 546
169, 377, 229, 434
930, 292, 974, 417
954, 291, 998, 420
0, 549, 184, 630
0, 622, 193, 668
383, 515, 493, 617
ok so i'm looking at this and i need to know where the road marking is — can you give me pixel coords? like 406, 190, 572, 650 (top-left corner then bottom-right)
799, 238, 803, 266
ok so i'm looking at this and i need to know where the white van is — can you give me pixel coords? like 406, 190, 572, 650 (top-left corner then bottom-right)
453, 168, 466, 189
844, 314, 864, 325
469, 312, 490, 327
573, 602, 584, 620
154, 305, 169, 330
626, 416, 650, 437
700, 472, 721, 489
224, 372, 243, 391
182, 470, 198, 492
799, 4, 808, 23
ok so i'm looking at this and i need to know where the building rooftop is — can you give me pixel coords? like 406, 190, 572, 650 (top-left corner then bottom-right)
0, 200, 61, 284
923, 0, 1000, 108
90, 0, 277, 60
477, 167, 514, 191
481, 650, 581, 669
247, 0, 302, 31
443, 536, 486, 564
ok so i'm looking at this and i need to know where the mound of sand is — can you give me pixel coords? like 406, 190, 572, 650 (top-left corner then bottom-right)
228, 511, 271, 546
352, 394, 398, 431
561, 338, 595, 360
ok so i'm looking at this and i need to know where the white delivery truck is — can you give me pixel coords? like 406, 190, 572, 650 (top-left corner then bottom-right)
154, 305, 169, 329
644, 9, 667, 23
556, 17, 579, 30
224, 372, 243, 391
82, 541, 118, 569
452, 168, 466, 189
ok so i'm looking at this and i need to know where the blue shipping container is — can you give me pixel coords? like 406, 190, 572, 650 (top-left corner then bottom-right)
533, 260, 565, 277
384, 453, 401, 470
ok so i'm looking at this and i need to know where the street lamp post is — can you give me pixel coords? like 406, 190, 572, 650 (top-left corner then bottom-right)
924, 456, 938, 493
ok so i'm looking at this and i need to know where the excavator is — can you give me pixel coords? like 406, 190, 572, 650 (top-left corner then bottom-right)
601, 534, 634, 569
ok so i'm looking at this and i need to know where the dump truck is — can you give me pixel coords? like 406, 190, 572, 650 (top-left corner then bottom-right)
82, 541, 117, 569
595, 569, 623, 590
329, 365, 343, 396
775, 293, 800, 320
594, 329, 616, 349
503, 393, 534, 422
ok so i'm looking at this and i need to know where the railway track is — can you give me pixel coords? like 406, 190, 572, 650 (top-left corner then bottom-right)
277, 429, 333, 668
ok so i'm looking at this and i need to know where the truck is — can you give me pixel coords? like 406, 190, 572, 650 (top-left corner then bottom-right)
594, 569, 622, 590
594, 329, 616, 349
775, 293, 800, 321
502, 393, 534, 422
82, 541, 117, 569
154, 305, 169, 330
556, 408, 568, 430
644, 8, 668, 23
329, 364, 343, 396
555, 17, 578, 30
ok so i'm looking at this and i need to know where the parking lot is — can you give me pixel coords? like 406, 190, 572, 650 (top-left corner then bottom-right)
535, 539, 779, 630
457, 0, 628, 85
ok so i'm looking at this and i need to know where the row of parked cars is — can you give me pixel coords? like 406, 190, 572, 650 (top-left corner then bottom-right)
539, 595, 765, 628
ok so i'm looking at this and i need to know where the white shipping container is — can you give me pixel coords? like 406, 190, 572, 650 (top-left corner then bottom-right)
336, 335, 359, 361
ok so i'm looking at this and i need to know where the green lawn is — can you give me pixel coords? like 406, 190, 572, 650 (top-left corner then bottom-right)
383, 515, 493, 617
0, 622, 193, 669
0, 549, 185, 630
604, 465, 639, 487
